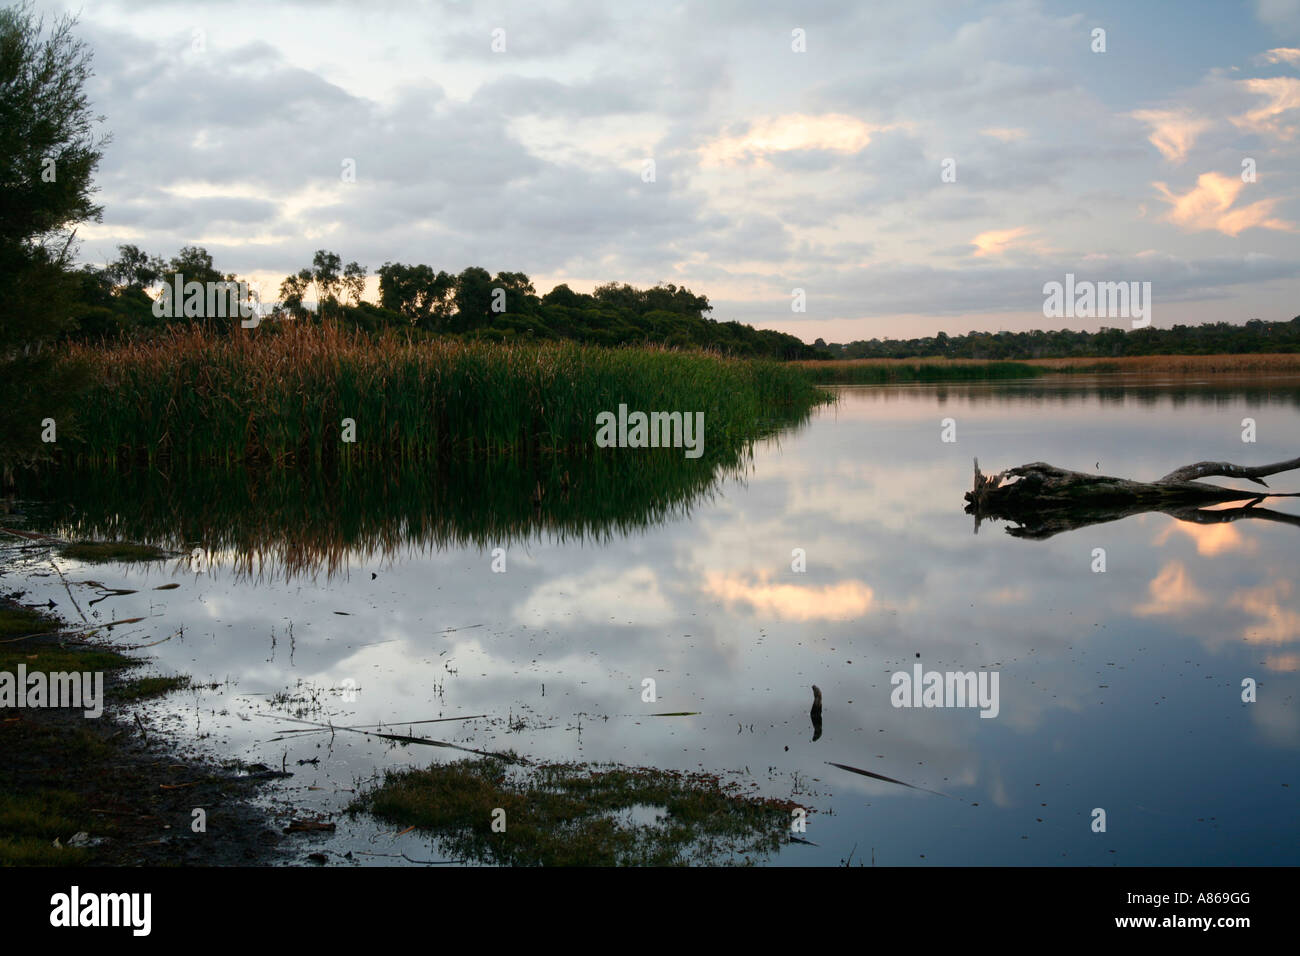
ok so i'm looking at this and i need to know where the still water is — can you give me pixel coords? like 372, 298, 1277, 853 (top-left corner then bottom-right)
10, 375, 1300, 865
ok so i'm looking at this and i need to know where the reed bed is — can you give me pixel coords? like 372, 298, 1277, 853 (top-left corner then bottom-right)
21, 441, 786, 581
60, 324, 827, 468
796, 358, 1045, 384
799, 353, 1300, 384
1027, 354, 1300, 374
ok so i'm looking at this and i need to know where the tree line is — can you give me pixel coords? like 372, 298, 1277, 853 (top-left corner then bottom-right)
813, 318, 1300, 361
56, 240, 1300, 363
63, 245, 821, 360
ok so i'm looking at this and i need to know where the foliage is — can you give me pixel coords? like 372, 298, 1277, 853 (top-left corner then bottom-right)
350, 757, 804, 866
56, 322, 830, 470
0, 3, 104, 467
816, 318, 1300, 361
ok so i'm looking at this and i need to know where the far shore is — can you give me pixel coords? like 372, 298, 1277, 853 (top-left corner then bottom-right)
797, 353, 1300, 384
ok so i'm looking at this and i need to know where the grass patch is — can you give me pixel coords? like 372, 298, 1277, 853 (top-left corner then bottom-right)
112, 674, 190, 701
0, 789, 92, 865
0, 599, 275, 866
58, 540, 169, 563
0, 835, 92, 866
0, 604, 61, 640
0, 722, 108, 866
0, 639, 133, 676
0, 788, 87, 838
350, 757, 806, 866
0, 602, 135, 699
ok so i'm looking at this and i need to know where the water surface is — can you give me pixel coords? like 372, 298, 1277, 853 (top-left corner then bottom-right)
9, 373, 1299, 865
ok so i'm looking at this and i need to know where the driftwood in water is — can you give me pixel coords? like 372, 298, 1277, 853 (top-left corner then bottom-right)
966, 455, 1300, 539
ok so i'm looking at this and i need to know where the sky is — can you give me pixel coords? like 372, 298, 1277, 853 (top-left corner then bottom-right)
42, 0, 1300, 342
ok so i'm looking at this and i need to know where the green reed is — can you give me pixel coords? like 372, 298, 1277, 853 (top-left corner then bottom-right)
798, 359, 1047, 385
59, 324, 829, 469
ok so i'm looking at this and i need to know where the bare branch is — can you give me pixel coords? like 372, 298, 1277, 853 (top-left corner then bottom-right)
1158, 456, 1300, 486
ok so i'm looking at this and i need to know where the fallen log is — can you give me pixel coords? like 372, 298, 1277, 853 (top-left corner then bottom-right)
965, 455, 1300, 539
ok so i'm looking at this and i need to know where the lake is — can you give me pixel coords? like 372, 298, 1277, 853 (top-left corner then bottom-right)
8, 373, 1299, 865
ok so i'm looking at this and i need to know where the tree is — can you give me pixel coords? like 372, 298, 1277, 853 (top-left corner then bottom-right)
278, 269, 312, 319
541, 283, 593, 310
377, 262, 454, 329
451, 266, 494, 331
0, 3, 106, 468
491, 270, 537, 316
161, 246, 228, 289
342, 261, 366, 306
310, 249, 342, 315
156, 246, 238, 331
106, 243, 164, 290
592, 281, 642, 313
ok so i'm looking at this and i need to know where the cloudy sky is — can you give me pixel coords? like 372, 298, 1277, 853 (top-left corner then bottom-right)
46, 0, 1300, 341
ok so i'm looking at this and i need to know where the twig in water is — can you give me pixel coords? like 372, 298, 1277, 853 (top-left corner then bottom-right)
115, 628, 182, 650
253, 712, 522, 762
826, 760, 951, 798
50, 558, 88, 624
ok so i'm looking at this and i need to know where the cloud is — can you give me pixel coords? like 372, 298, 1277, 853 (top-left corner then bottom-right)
1260, 47, 1300, 65
42, 0, 1300, 338
1130, 108, 1211, 163
1153, 171, 1295, 236
702, 572, 874, 621
1256, 0, 1300, 38
979, 127, 1028, 142
700, 114, 887, 166
471, 73, 651, 117
435, 0, 619, 60
1134, 561, 1209, 617
1230, 578, 1300, 646
1155, 519, 1257, 556
711, 251, 1300, 326
1231, 76, 1300, 138
1265, 652, 1300, 671
517, 565, 675, 627
970, 226, 1033, 257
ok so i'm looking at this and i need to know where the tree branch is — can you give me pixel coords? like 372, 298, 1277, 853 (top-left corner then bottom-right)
1158, 456, 1300, 486
965, 454, 1300, 539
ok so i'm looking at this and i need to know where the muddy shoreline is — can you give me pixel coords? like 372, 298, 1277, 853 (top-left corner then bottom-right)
0, 585, 296, 866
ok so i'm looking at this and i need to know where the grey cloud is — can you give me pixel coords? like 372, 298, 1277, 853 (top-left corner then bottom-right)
471, 73, 651, 117
713, 253, 1300, 323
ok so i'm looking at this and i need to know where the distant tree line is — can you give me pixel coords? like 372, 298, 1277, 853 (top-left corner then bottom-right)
57, 243, 1300, 363
63, 246, 820, 360
813, 318, 1300, 360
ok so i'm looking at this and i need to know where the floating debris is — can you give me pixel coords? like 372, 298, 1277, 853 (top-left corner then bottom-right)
284, 819, 336, 834
826, 761, 950, 798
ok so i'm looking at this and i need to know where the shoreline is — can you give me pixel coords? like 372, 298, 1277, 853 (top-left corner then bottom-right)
797, 353, 1300, 384
0, 580, 287, 867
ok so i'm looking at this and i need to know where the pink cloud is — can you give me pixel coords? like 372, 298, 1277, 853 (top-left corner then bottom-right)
1131, 108, 1211, 163
1152, 171, 1294, 235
